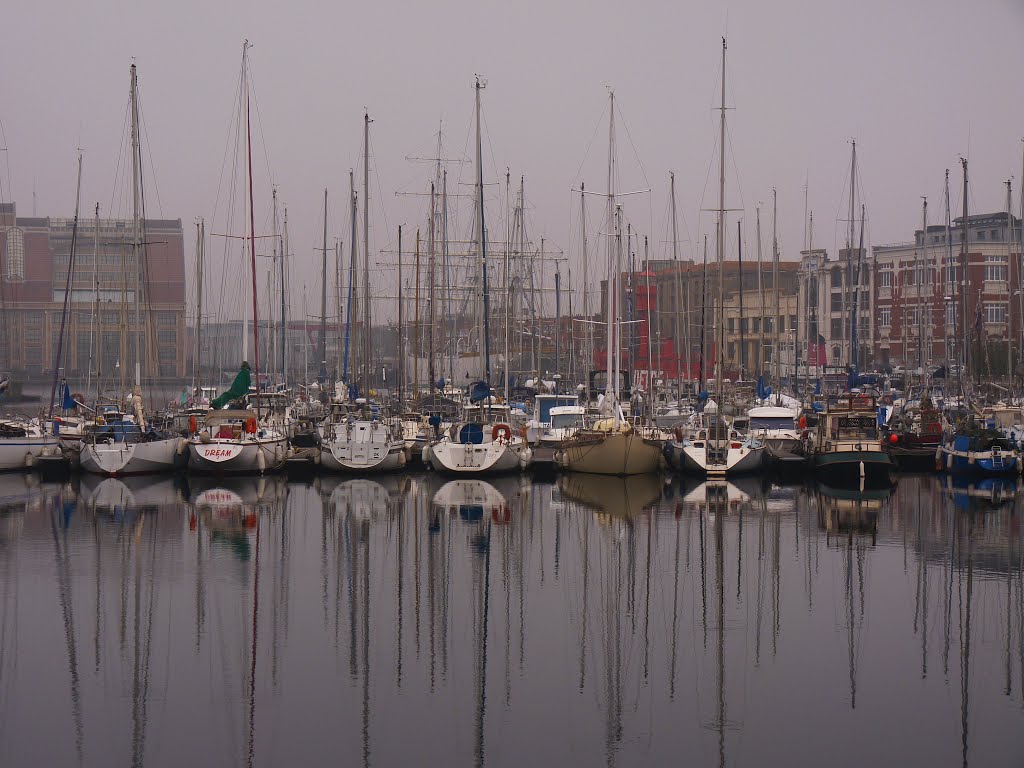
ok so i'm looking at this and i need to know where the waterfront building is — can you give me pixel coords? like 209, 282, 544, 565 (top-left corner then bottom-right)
798, 247, 874, 374
872, 212, 1021, 374
0, 202, 186, 380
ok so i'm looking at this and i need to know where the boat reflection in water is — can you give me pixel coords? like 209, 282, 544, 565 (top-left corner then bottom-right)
556, 471, 663, 518
4, 472, 1024, 766
942, 473, 1020, 512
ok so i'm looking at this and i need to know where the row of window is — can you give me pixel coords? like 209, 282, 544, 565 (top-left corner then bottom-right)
726, 315, 799, 334
878, 303, 1007, 328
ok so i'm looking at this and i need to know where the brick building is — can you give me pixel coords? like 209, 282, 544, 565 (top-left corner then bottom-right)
872, 212, 1021, 374
0, 202, 186, 379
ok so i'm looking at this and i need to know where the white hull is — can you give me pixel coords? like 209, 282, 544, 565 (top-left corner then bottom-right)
556, 429, 663, 476
427, 438, 530, 475
80, 436, 187, 476
0, 436, 61, 471
188, 436, 288, 474
319, 420, 408, 473
321, 443, 406, 473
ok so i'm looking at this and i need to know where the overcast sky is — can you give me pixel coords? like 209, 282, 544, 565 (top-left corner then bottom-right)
3, 0, 1023, 324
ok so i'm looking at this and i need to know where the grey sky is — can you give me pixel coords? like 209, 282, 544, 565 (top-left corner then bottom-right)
3, 0, 1023, 324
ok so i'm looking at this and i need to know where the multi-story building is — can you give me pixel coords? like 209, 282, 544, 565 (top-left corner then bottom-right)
0, 202, 186, 379
597, 260, 801, 382
872, 212, 1021, 374
798, 247, 874, 372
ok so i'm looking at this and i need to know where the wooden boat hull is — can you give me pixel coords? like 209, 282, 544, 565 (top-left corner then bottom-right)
555, 430, 663, 476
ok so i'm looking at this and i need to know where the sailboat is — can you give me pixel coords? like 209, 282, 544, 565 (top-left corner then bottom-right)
554, 90, 663, 476
937, 158, 1022, 477
664, 39, 764, 477
426, 78, 532, 475
186, 42, 289, 474
320, 116, 406, 473
79, 63, 187, 476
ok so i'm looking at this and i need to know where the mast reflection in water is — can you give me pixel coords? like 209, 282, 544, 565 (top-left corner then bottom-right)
0, 471, 1023, 766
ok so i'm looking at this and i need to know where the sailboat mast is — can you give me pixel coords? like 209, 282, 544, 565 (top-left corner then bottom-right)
474, 79, 491, 386
846, 141, 857, 369
429, 182, 436, 390
581, 183, 591, 378
1005, 180, 1013, 382
320, 188, 328, 381
756, 205, 763, 373
129, 63, 143, 389
48, 152, 83, 418
605, 90, 617, 405
271, 188, 279, 384
87, 203, 99, 399
960, 158, 970, 381
343, 172, 357, 386
243, 41, 261, 397
920, 197, 928, 375
945, 170, 955, 372
715, 37, 726, 400
281, 208, 289, 383
398, 225, 404, 408
363, 111, 371, 389
195, 219, 204, 388
772, 188, 780, 388
670, 173, 683, 397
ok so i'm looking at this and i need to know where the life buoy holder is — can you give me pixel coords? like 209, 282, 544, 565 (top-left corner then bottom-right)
492, 505, 511, 525
189, 415, 198, 433
245, 417, 258, 435
492, 423, 512, 443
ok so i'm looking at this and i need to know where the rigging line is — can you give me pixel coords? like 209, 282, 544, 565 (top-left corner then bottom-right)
612, 96, 654, 194
107, 100, 132, 225
208, 63, 246, 235
135, 90, 165, 219
243, 60, 277, 197
570, 100, 610, 189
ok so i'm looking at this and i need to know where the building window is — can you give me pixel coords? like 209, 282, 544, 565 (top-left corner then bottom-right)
903, 306, 922, 327
752, 318, 761, 333
728, 317, 735, 333
157, 329, 176, 345
985, 303, 1008, 324
984, 254, 1008, 282
5, 226, 25, 280
879, 307, 892, 327
978, 230, 986, 241
831, 293, 843, 312
831, 268, 842, 288
830, 318, 843, 339
879, 269, 893, 288
945, 303, 957, 329
155, 311, 177, 327
25, 327, 41, 344
992, 229, 999, 240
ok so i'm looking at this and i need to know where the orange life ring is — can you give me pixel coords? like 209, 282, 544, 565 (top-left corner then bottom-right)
245, 417, 258, 434
492, 505, 512, 525
188, 415, 198, 433
492, 423, 512, 442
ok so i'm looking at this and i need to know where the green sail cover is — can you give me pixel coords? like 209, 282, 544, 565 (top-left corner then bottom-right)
211, 365, 251, 409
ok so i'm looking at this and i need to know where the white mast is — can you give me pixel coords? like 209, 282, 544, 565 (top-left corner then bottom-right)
362, 111, 372, 389
670, 172, 684, 399
129, 63, 143, 390
605, 89, 617, 419
772, 188, 780, 391
715, 38, 726, 404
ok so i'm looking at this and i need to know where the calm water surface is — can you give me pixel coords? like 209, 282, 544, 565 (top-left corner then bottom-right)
1, 470, 1022, 767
